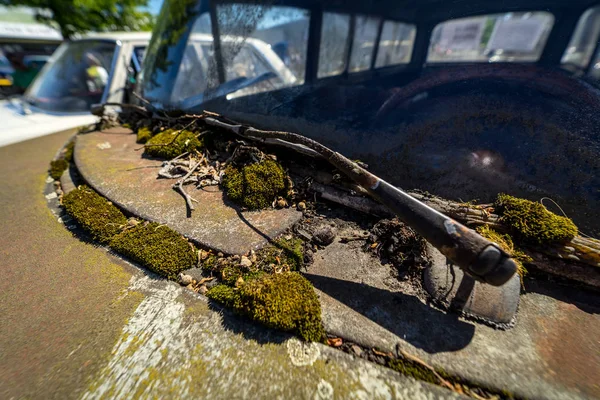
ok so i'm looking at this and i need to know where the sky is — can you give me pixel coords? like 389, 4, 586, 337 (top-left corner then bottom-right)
147, 0, 164, 16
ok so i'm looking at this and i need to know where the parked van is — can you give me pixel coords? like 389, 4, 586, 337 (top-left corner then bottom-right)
0, 32, 150, 147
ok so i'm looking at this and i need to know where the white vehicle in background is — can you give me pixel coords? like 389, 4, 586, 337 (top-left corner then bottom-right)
170, 33, 298, 109
0, 32, 151, 147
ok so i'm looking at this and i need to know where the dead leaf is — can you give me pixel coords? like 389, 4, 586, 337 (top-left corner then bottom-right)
327, 338, 343, 347
372, 348, 391, 357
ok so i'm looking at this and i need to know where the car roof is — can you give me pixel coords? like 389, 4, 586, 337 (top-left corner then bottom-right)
75, 31, 152, 42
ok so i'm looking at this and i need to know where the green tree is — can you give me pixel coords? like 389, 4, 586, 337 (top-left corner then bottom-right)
0, 0, 155, 39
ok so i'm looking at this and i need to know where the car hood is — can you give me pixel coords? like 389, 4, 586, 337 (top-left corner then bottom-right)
0, 99, 99, 147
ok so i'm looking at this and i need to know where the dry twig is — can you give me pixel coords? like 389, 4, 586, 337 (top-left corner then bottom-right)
174, 160, 201, 212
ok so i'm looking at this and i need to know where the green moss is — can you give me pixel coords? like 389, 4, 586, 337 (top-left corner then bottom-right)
222, 159, 287, 210
494, 194, 578, 245
109, 222, 196, 280
201, 254, 218, 271
205, 284, 238, 308
63, 185, 127, 243
49, 159, 68, 180
143, 129, 203, 159
136, 126, 153, 144
243, 270, 266, 282
476, 225, 531, 278
387, 358, 445, 384
260, 237, 304, 271
64, 140, 75, 162
221, 265, 244, 286
207, 272, 325, 342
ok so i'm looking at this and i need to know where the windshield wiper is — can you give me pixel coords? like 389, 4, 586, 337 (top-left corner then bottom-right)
180, 71, 276, 110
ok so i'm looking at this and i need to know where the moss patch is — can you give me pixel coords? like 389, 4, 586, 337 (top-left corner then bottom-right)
109, 222, 196, 280
207, 272, 325, 342
476, 225, 531, 278
222, 159, 287, 210
494, 194, 578, 245
259, 237, 304, 271
387, 357, 447, 384
49, 159, 68, 180
64, 140, 75, 162
63, 185, 127, 243
136, 126, 153, 144
221, 265, 244, 286
206, 284, 238, 308
144, 129, 203, 159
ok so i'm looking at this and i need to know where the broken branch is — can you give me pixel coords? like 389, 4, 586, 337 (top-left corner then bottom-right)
174, 160, 201, 212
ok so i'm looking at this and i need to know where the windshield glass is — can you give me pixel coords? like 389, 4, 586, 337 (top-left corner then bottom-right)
141, 3, 307, 107
26, 40, 116, 113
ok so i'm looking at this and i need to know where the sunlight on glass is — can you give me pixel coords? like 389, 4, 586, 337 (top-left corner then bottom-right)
348, 15, 380, 73
428, 12, 554, 63
217, 4, 308, 98
375, 21, 416, 67
561, 7, 600, 69
318, 12, 350, 78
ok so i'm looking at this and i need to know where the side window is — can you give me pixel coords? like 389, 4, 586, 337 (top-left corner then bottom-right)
318, 12, 351, 78
427, 12, 554, 63
348, 15, 381, 73
375, 21, 416, 68
589, 47, 600, 80
561, 7, 600, 70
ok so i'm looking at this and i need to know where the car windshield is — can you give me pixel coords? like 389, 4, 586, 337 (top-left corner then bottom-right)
25, 40, 116, 113
140, 1, 600, 238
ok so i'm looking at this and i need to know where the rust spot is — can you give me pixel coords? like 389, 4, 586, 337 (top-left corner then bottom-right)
533, 302, 600, 398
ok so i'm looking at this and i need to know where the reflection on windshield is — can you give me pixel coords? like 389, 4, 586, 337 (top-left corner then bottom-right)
26, 41, 116, 113
143, 5, 306, 107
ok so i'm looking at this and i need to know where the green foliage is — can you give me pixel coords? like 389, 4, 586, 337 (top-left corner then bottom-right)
62, 185, 127, 243
222, 159, 288, 210
207, 272, 325, 342
0, 0, 155, 39
476, 225, 531, 278
109, 222, 196, 280
260, 237, 304, 271
144, 129, 203, 159
49, 158, 68, 180
136, 126, 153, 144
143, 0, 200, 85
494, 194, 578, 245
64, 140, 75, 162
